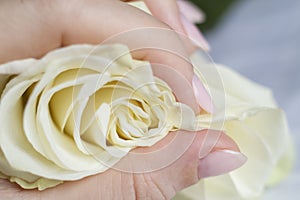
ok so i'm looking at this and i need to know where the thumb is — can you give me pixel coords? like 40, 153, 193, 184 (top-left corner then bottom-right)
38, 131, 246, 200
115, 130, 247, 198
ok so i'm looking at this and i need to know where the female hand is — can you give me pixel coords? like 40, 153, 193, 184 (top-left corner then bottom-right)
1, 129, 244, 199
0, 0, 246, 199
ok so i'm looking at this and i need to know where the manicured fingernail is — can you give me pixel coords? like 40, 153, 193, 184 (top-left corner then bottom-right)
198, 150, 247, 179
192, 74, 213, 113
180, 14, 210, 51
177, 0, 205, 24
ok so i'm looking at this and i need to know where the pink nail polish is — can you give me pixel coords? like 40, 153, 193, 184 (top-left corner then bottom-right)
192, 74, 213, 113
177, 0, 205, 24
198, 150, 247, 179
180, 14, 210, 51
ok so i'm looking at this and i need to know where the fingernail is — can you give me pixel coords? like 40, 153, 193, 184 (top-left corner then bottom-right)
180, 14, 210, 51
192, 74, 213, 113
177, 0, 205, 24
198, 150, 247, 179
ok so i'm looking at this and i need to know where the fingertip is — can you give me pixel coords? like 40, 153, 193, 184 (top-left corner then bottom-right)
198, 150, 247, 179
197, 130, 241, 159
212, 131, 241, 152
177, 0, 205, 24
193, 130, 246, 179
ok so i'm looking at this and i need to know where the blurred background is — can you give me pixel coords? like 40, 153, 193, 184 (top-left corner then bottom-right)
189, 0, 300, 199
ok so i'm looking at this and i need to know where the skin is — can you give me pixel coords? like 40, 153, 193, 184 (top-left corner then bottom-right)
0, 0, 239, 199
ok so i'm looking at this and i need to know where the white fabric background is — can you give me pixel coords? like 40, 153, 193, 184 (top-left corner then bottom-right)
206, 0, 300, 199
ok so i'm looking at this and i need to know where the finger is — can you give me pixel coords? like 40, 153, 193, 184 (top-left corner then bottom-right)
143, 0, 186, 34
0, 178, 34, 200
0, 0, 61, 64
142, 0, 196, 54
116, 130, 246, 198
143, 0, 210, 51
177, 0, 205, 24
149, 130, 245, 193
180, 13, 211, 51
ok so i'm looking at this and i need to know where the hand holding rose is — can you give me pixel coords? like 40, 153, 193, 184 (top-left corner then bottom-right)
0, 0, 246, 199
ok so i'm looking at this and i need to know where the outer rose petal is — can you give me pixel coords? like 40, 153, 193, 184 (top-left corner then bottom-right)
173, 52, 294, 200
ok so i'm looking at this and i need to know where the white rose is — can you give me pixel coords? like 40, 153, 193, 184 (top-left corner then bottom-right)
0, 43, 293, 197
173, 52, 294, 200
0, 44, 198, 190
